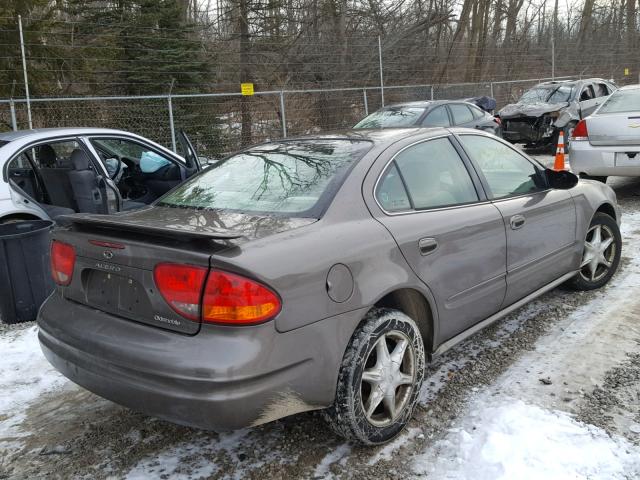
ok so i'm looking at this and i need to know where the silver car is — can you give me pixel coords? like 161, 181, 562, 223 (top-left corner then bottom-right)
0, 128, 201, 223
38, 128, 622, 445
571, 85, 640, 183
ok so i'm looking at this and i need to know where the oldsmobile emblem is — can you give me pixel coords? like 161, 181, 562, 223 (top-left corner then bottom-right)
103, 250, 114, 259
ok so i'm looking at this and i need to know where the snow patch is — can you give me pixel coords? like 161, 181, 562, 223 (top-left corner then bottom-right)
414, 398, 640, 480
0, 326, 67, 446
313, 443, 351, 479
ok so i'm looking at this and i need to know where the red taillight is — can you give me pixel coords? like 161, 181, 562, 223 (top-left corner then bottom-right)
571, 120, 588, 141
153, 264, 281, 325
153, 263, 208, 321
202, 270, 281, 325
51, 240, 76, 286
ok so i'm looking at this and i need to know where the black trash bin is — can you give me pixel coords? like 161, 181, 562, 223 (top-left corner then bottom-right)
0, 220, 54, 324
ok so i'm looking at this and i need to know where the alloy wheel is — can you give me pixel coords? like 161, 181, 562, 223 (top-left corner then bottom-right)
360, 331, 416, 427
580, 224, 616, 282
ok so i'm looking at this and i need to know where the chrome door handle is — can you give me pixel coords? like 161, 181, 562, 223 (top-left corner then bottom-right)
418, 237, 438, 255
510, 214, 526, 230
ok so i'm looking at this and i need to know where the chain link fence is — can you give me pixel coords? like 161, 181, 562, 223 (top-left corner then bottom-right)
0, 74, 580, 156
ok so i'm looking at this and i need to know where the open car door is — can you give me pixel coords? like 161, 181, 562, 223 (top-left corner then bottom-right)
177, 130, 202, 176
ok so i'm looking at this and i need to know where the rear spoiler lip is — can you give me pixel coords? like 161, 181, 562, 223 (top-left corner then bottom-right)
56, 214, 245, 240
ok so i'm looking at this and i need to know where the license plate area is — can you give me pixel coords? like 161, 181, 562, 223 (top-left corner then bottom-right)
615, 152, 640, 167
85, 269, 152, 319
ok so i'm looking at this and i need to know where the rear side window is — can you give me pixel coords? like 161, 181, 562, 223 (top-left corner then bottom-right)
469, 105, 485, 119
449, 104, 474, 125
377, 137, 478, 211
597, 89, 640, 114
459, 135, 542, 199
158, 139, 372, 217
421, 106, 450, 127
375, 163, 411, 212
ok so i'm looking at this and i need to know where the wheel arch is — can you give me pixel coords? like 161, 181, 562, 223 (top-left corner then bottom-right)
595, 202, 617, 221
373, 287, 436, 355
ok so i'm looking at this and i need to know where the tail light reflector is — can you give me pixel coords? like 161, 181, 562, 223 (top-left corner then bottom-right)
571, 119, 588, 141
202, 270, 281, 325
154, 263, 208, 321
51, 240, 76, 286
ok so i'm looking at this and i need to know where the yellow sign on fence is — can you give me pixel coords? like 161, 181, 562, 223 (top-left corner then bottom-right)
241, 83, 254, 96
624, 68, 630, 76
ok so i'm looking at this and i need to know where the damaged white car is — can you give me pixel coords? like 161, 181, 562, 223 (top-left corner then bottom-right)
498, 78, 617, 151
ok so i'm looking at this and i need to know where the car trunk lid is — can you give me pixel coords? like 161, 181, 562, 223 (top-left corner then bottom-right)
54, 207, 316, 334
588, 113, 640, 146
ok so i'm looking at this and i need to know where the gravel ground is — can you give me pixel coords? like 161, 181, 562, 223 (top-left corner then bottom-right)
2, 156, 640, 479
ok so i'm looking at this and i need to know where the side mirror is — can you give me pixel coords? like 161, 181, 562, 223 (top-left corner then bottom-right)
545, 168, 578, 190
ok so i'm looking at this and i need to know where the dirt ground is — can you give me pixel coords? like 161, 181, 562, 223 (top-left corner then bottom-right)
2, 155, 640, 479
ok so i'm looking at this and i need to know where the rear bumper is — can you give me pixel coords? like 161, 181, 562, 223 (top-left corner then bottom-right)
38, 292, 365, 431
570, 142, 640, 176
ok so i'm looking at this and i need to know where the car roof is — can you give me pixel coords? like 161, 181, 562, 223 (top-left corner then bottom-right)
618, 84, 640, 91
0, 127, 134, 143
536, 78, 613, 88
248, 127, 450, 148
379, 99, 479, 109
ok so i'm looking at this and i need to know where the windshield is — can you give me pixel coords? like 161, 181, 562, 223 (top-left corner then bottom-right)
519, 85, 574, 104
157, 139, 372, 217
354, 107, 426, 128
597, 89, 640, 114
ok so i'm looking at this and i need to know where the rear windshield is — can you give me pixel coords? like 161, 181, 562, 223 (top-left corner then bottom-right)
157, 139, 372, 217
597, 90, 640, 114
354, 107, 426, 128
519, 85, 574, 104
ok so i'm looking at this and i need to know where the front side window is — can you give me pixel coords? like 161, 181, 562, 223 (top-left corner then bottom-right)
449, 104, 474, 125
354, 107, 426, 128
90, 138, 175, 174
159, 139, 372, 217
580, 86, 596, 102
377, 137, 478, 211
459, 135, 543, 199
421, 106, 450, 127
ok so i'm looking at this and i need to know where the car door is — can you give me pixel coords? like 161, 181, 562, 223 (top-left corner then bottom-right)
368, 135, 507, 341
177, 130, 202, 174
578, 84, 599, 118
456, 133, 577, 307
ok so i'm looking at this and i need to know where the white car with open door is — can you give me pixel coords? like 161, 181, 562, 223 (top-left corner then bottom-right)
0, 128, 201, 223
571, 85, 640, 183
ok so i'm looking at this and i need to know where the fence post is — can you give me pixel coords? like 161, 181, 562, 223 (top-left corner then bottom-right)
551, 36, 555, 80
363, 89, 369, 116
17, 15, 32, 129
430, 85, 434, 100
378, 36, 385, 107
490, 82, 494, 98
9, 100, 17, 131
167, 95, 177, 152
279, 91, 287, 138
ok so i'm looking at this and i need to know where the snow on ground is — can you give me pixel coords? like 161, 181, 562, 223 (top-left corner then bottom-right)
0, 326, 68, 450
414, 397, 640, 480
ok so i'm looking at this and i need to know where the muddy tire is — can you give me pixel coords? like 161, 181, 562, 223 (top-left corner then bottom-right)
567, 212, 621, 291
322, 308, 425, 445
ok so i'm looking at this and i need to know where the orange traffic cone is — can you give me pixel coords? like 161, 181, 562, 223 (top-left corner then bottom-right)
554, 131, 566, 171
